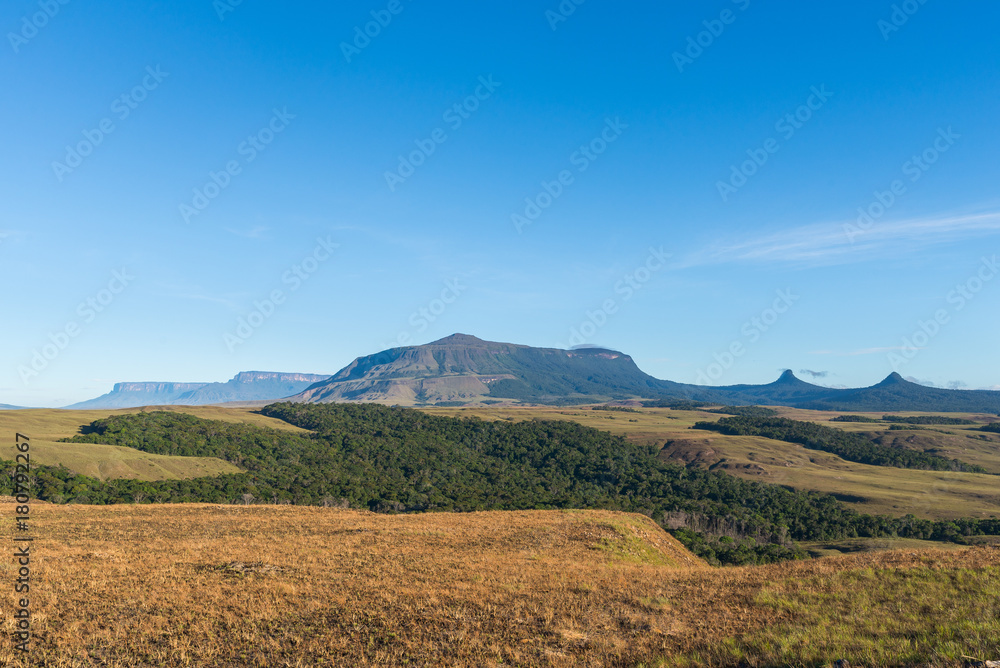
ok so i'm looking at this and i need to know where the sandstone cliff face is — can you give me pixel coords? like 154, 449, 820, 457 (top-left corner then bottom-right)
230, 372, 329, 384
112, 382, 207, 393
67, 372, 331, 409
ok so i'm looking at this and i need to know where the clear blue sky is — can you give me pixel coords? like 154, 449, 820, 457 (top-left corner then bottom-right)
3, 1, 999, 407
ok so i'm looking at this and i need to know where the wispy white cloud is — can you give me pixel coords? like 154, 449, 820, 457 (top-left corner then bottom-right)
176, 293, 241, 310
810, 346, 921, 356
680, 210, 1000, 268
152, 282, 243, 311
0, 229, 23, 244
225, 225, 270, 239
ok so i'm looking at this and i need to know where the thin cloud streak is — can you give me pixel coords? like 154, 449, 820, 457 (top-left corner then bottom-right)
810, 346, 921, 356
680, 210, 1000, 268
225, 225, 270, 239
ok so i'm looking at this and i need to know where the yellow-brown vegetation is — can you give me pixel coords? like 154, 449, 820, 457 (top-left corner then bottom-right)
2, 501, 998, 667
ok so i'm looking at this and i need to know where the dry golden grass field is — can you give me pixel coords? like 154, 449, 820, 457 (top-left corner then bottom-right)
1, 501, 998, 667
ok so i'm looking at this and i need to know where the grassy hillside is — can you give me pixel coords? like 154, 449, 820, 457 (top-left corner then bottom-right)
6, 403, 999, 540
423, 405, 1000, 520
798, 535, 1000, 558
25, 404, 997, 567
663, 431, 1000, 520
0, 438, 238, 482
2, 501, 997, 667
691, 415, 988, 472
0, 405, 312, 436
0, 408, 262, 480
654, 548, 1000, 667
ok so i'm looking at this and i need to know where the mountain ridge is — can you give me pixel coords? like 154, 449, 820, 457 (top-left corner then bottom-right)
286, 334, 1000, 412
59, 335, 1000, 412
292, 334, 675, 405
66, 371, 330, 410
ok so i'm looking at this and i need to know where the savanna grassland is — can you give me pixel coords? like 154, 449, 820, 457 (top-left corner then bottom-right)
2, 404, 1000, 665
6, 404, 999, 520
422, 405, 1000, 520
0, 407, 305, 481
2, 501, 999, 667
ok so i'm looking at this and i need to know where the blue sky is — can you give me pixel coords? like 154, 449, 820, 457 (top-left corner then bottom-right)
3, 1, 999, 406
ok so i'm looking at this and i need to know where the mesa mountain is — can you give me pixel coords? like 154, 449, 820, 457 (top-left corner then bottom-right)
64, 335, 1000, 412
65, 371, 330, 409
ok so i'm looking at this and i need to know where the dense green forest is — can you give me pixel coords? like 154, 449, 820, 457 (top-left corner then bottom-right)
640, 399, 711, 410
3, 404, 998, 566
882, 415, 977, 425
692, 416, 988, 473
982, 422, 1000, 433
830, 415, 880, 423
705, 406, 779, 418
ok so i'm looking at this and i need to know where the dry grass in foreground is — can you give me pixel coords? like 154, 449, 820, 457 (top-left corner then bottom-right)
1, 502, 998, 667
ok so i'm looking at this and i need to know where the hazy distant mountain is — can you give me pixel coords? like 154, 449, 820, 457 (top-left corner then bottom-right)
286, 334, 1000, 412
707, 370, 843, 405
66, 383, 209, 409
178, 371, 331, 405
800, 372, 1000, 413
58, 335, 1000, 412
65, 372, 329, 409
0, 403, 26, 410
